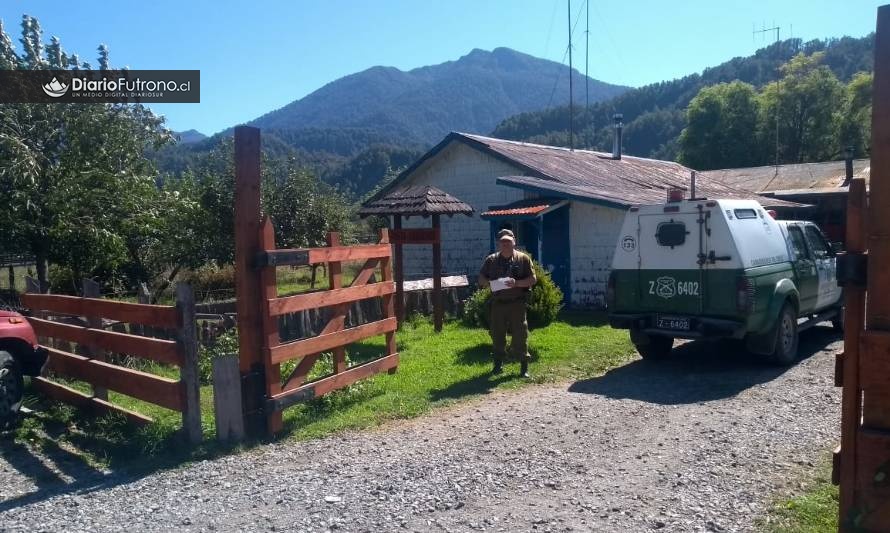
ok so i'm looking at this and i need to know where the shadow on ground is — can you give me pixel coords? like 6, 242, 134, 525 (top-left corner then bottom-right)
568, 325, 841, 405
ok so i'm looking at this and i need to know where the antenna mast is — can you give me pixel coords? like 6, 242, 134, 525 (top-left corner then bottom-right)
754, 23, 782, 171
585, 0, 589, 111
568, 0, 574, 150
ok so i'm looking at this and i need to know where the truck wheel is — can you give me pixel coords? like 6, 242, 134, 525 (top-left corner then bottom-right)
631, 330, 674, 360
0, 351, 24, 429
767, 303, 799, 366
832, 306, 845, 333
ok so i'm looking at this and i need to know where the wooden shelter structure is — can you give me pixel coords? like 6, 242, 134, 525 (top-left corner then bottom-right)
360, 185, 473, 331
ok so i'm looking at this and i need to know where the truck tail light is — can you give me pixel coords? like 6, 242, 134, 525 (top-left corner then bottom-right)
736, 276, 754, 313
607, 272, 617, 308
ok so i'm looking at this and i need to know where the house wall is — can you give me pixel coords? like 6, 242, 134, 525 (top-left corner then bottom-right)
568, 202, 626, 308
399, 141, 525, 279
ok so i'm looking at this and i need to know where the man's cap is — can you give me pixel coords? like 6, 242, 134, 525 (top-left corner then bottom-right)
497, 229, 515, 243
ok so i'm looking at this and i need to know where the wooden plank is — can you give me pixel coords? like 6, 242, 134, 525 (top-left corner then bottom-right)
390, 228, 440, 244
259, 217, 283, 435
81, 279, 108, 401
854, 428, 890, 529
233, 125, 264, 437
327, 233, 348, 375
379, 229, 398, 371
270, 317, 397, 365
861, 332, 890, 390
261, 244, 391, 267
176, 283, 202, 444
212, 355, 245, 443
32, 377, 153, 426
28, 317, 183, 366
267, 282, 395, 316
267, 352, 399, 412
393, 215, 405, 324
44, 347, 184, 411
20, 293, 179, 329
840, 177, 869, 521
432, 216, 443, 332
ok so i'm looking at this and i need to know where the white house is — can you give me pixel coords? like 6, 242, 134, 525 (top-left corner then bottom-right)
367, 129, 792, 308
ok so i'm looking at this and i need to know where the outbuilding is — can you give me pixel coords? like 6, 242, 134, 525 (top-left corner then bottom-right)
366, 128, 793, 308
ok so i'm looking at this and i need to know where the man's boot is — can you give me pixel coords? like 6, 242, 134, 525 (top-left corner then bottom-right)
519, 361, 530, 378
492, 360, 503, 375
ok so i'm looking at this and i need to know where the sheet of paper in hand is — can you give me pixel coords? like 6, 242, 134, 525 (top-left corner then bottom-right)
490, 277, 512, 292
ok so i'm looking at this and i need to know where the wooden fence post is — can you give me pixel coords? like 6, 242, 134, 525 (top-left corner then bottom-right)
327, 232, 347, 374
176, 283, 202, 444
259, 217, 283, 435
432, 215, 443, 332
212, 354, 244, 443
233, 125, 265, 437
82, 278, 108, 401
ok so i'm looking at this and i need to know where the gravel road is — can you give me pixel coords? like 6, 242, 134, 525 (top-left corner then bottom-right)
1, 327, 841, 533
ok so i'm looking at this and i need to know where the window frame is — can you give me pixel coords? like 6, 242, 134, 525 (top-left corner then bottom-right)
787, 225, 811, 261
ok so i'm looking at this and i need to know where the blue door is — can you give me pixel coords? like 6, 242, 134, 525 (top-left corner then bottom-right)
541, 205, 571, 303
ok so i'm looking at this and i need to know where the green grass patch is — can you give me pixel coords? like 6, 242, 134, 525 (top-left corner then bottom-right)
11, 311, 634, 472
761, 465, 838, 533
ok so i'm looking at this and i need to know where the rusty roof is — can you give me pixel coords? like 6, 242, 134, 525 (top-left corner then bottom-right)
704, 159, 871, 193
480, 198, 563, 218
369, 132, 801, 209
359, 184, 474, 217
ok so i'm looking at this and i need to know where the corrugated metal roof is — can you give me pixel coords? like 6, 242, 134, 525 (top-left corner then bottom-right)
457, 133, 801, 208
705, 159, 871, 193
367, 132, 802, 209
359, 184, 473, 217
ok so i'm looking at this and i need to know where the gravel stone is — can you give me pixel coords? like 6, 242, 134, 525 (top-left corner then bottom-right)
0, 330, 841, 532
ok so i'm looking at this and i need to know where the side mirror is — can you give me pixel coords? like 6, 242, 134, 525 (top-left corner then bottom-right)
830, 242, 844, 255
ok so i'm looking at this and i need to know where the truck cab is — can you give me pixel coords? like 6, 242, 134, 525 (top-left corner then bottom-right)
607, 195, 842, 364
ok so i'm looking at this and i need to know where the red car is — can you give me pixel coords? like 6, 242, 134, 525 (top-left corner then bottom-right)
0, 309, 47, 427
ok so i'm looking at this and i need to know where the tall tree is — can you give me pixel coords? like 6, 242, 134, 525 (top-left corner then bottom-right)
678, 81, 761, 170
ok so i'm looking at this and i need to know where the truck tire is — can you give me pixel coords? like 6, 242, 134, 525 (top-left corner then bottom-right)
631, 330, 674, 360
0, 351, 24, 429
766, 303, 799, 366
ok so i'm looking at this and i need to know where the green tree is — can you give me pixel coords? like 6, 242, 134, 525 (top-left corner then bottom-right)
837, 71, 873, 157
678, 81, 762, 170
758, 52, 846, 164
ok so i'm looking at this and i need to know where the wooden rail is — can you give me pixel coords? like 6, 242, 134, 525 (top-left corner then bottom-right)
23, 282, 202, 443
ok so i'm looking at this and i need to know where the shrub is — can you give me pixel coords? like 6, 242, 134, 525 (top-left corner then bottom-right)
182, 264, 236, 298
198, 328, 239, 384
461, 259, 564, 329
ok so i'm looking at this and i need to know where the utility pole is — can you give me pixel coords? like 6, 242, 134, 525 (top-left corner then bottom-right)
754, 23, 782, 170
568, 0, 574, 150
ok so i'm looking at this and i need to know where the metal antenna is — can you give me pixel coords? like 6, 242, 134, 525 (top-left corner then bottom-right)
568, 0, 574, 150
754, 23, 782, 170
585, 0, 589, 111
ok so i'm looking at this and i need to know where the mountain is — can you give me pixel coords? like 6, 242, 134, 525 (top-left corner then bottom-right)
247, 47, 629, 150
174, 129, 207, 144
491, 35, 874, 161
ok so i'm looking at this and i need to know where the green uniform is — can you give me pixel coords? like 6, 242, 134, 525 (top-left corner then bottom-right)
479, 250, 534, 363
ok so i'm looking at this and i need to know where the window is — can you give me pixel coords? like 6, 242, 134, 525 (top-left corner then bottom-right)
787, 226, 809, 261
734, 209, 758, 219
805, 226, 830, 258
656, 221, 688, 247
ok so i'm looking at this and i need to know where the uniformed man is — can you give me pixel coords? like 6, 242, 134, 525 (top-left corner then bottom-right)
478, 229, 537, 377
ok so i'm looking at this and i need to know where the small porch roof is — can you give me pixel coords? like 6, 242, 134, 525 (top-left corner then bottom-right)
480, 197, 566, 220
358, 184, 474, 218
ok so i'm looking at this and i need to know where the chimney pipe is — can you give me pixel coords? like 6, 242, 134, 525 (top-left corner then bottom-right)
690, 170, 697, 199
843, 145, 854, 186
612, 113, 623, 160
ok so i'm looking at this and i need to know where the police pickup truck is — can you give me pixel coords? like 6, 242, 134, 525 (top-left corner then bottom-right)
607, 196, 843, 365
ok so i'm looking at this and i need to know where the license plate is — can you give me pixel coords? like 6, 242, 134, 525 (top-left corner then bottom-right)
656, 315, 690, 331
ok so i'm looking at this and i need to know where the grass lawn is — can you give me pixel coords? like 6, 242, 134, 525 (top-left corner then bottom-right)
760, 465, 838, 533
11, 311, 634, 470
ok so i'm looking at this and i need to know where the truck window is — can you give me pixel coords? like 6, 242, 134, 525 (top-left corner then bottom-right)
787, 226, 810, 261
805, 226, 830, 258
734, 209, 758, 219
656, 221, 687, 247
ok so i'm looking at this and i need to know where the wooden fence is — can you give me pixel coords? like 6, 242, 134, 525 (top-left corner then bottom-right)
21, 283, 202, 443
253, 218, 398, 434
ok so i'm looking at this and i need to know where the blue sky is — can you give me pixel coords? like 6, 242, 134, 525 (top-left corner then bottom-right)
0, 0, 882, 135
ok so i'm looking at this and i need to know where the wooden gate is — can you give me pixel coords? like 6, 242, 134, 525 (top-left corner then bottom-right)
21, 284, 202, 443
251, 218, 398, 434
835, 5, 890, 530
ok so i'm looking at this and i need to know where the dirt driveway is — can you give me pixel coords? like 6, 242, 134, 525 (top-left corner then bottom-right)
1, 326, 842, 532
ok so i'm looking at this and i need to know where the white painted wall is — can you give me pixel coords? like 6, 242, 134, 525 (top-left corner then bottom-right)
398, 141, 525, 280
568, 202, 626, 307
